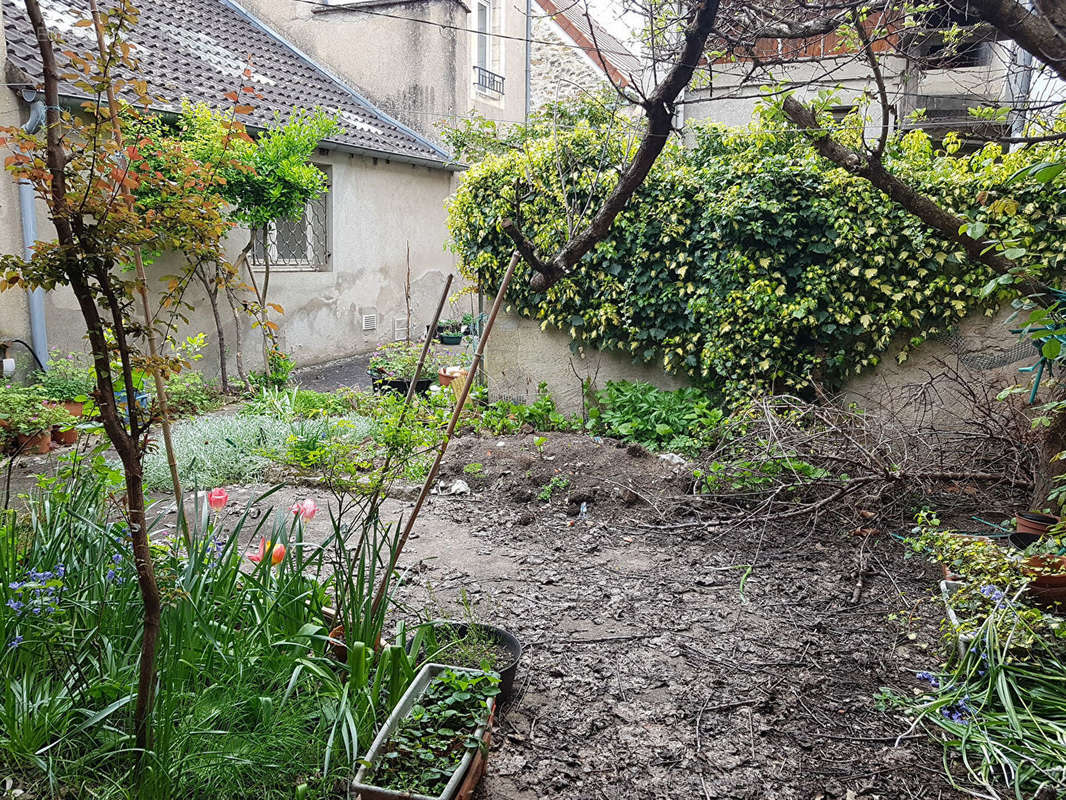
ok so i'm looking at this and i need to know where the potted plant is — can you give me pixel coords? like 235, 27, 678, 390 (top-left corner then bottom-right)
367, 342, 432, 395
34, 350, 94, 418
408, 620, 522, 704
0, 391, 73, 454
351, 664, 499, 800
436, 319, 463, 346
436, 351, 472, 390
1021, 536, 1066, 606
1012, 511, 1060, 548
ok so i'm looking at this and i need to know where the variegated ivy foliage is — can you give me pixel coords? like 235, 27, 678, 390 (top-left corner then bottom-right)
448, 122, 1066, 401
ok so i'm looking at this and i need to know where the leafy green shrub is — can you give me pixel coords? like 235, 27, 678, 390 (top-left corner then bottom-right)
141, 414, 289, 489
587, 381, 724, 454
164, 370, 223, 415
34, 350, 94, 402
449, 119, 1066, 402
242, 386, 353, 420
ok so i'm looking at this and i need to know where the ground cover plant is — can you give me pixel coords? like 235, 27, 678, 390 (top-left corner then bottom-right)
362, 668, 499, 797
141, 414, 290, 491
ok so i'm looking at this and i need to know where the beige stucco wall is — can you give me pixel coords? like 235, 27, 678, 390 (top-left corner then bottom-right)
483, 306, 1035, 424
485, 312, 688, 412
231, 0, 528, 147
231, 0, 466, 148
0, 140, 458, 383
842, 306, 1038, 428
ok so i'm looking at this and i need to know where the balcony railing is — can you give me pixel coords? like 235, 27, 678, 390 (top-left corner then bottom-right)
473, 65, 504, 95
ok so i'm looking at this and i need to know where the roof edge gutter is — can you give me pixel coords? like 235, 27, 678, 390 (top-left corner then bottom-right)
317, 139, 467, 172
18, 87, 48, 370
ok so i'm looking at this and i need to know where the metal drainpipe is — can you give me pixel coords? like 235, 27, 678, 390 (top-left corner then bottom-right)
18, 88, 49, 369
524, 0, 531, 123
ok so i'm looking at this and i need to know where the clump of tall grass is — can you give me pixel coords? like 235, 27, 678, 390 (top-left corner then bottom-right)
886, 593, 1066, 797
0, 465, 414, 799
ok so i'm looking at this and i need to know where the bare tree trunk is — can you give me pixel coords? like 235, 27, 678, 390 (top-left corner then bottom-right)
196, 266, 230, 394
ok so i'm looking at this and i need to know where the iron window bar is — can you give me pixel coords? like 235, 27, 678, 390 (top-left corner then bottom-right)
473, 65, 504, 95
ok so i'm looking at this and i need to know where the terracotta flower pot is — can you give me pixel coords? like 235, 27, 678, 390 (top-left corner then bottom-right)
327, 624, 347, 663
438, 367, 455, 387
52, 425, 78, 446
1022, 554, 1066, 607
17, 430, 51, 455
61, 400, 85, 418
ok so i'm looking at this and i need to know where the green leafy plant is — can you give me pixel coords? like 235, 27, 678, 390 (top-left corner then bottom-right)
462, 462, 484, 476
251, 349, 295, 390
0, 387, 73, 436
587, 381, 725, 454
538, 475, 570, 502
368, 342, 425, 382
364, 669, 499, 797
164, 371, 222, 416
33, 351, 94, 403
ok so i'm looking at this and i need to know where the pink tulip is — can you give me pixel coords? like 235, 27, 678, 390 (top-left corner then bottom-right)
207, 488, 228, 512
291, 499, 318, 522
248, 537, 285, 566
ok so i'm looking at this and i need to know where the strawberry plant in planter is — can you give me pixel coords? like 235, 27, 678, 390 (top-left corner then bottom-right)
353, 665, 500, 800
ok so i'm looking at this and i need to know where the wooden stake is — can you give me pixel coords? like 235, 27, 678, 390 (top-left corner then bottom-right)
370, 252, 519, 617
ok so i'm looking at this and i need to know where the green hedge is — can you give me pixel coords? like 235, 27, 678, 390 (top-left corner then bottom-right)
448, 123, 1066, 401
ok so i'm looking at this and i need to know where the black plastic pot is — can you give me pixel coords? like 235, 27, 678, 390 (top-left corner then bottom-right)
438, 332, 463, 345
408, 621, 522, 704
367, 371, 432, 396
1011, 512, 1060, 549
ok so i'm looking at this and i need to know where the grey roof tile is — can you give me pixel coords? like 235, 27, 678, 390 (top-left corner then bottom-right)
3, 0, 451, 165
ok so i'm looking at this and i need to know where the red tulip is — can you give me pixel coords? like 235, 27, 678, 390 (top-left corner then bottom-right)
248, 537, 285, 566
207, 488, 228, 512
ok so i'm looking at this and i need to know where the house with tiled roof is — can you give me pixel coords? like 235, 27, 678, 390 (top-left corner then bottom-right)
529, 0, 643, 109
0, 0, 636, 378
0, 0, 465, 375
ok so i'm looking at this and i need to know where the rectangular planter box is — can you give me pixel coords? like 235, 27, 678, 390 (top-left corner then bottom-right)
351, 662, 495, 800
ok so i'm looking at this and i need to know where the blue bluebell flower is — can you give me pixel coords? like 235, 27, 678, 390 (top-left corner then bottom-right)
54, 564, 65, 578
7, 635, 23, 649
979, 585, 1005, 604
112, 553, 123, 565
916, 671, 940, 688
5, 598, 23, 613
106, 568, 116, 583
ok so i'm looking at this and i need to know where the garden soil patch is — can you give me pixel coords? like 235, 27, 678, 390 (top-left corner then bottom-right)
213, 432, 969, 800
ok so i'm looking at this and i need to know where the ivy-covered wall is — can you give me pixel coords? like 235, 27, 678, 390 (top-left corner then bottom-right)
448, 123, 1066, 402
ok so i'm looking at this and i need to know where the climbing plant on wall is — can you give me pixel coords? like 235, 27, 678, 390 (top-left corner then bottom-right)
448, 119, 1066, 402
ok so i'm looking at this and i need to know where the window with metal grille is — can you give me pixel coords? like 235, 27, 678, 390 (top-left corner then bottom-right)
251, 167, 331, 271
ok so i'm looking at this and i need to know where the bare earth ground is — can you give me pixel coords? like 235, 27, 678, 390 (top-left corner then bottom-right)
224, 432, 961, 800
5, 430, 965, 799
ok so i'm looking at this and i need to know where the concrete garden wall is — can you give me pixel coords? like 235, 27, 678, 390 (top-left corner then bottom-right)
484, 312, 689, 413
